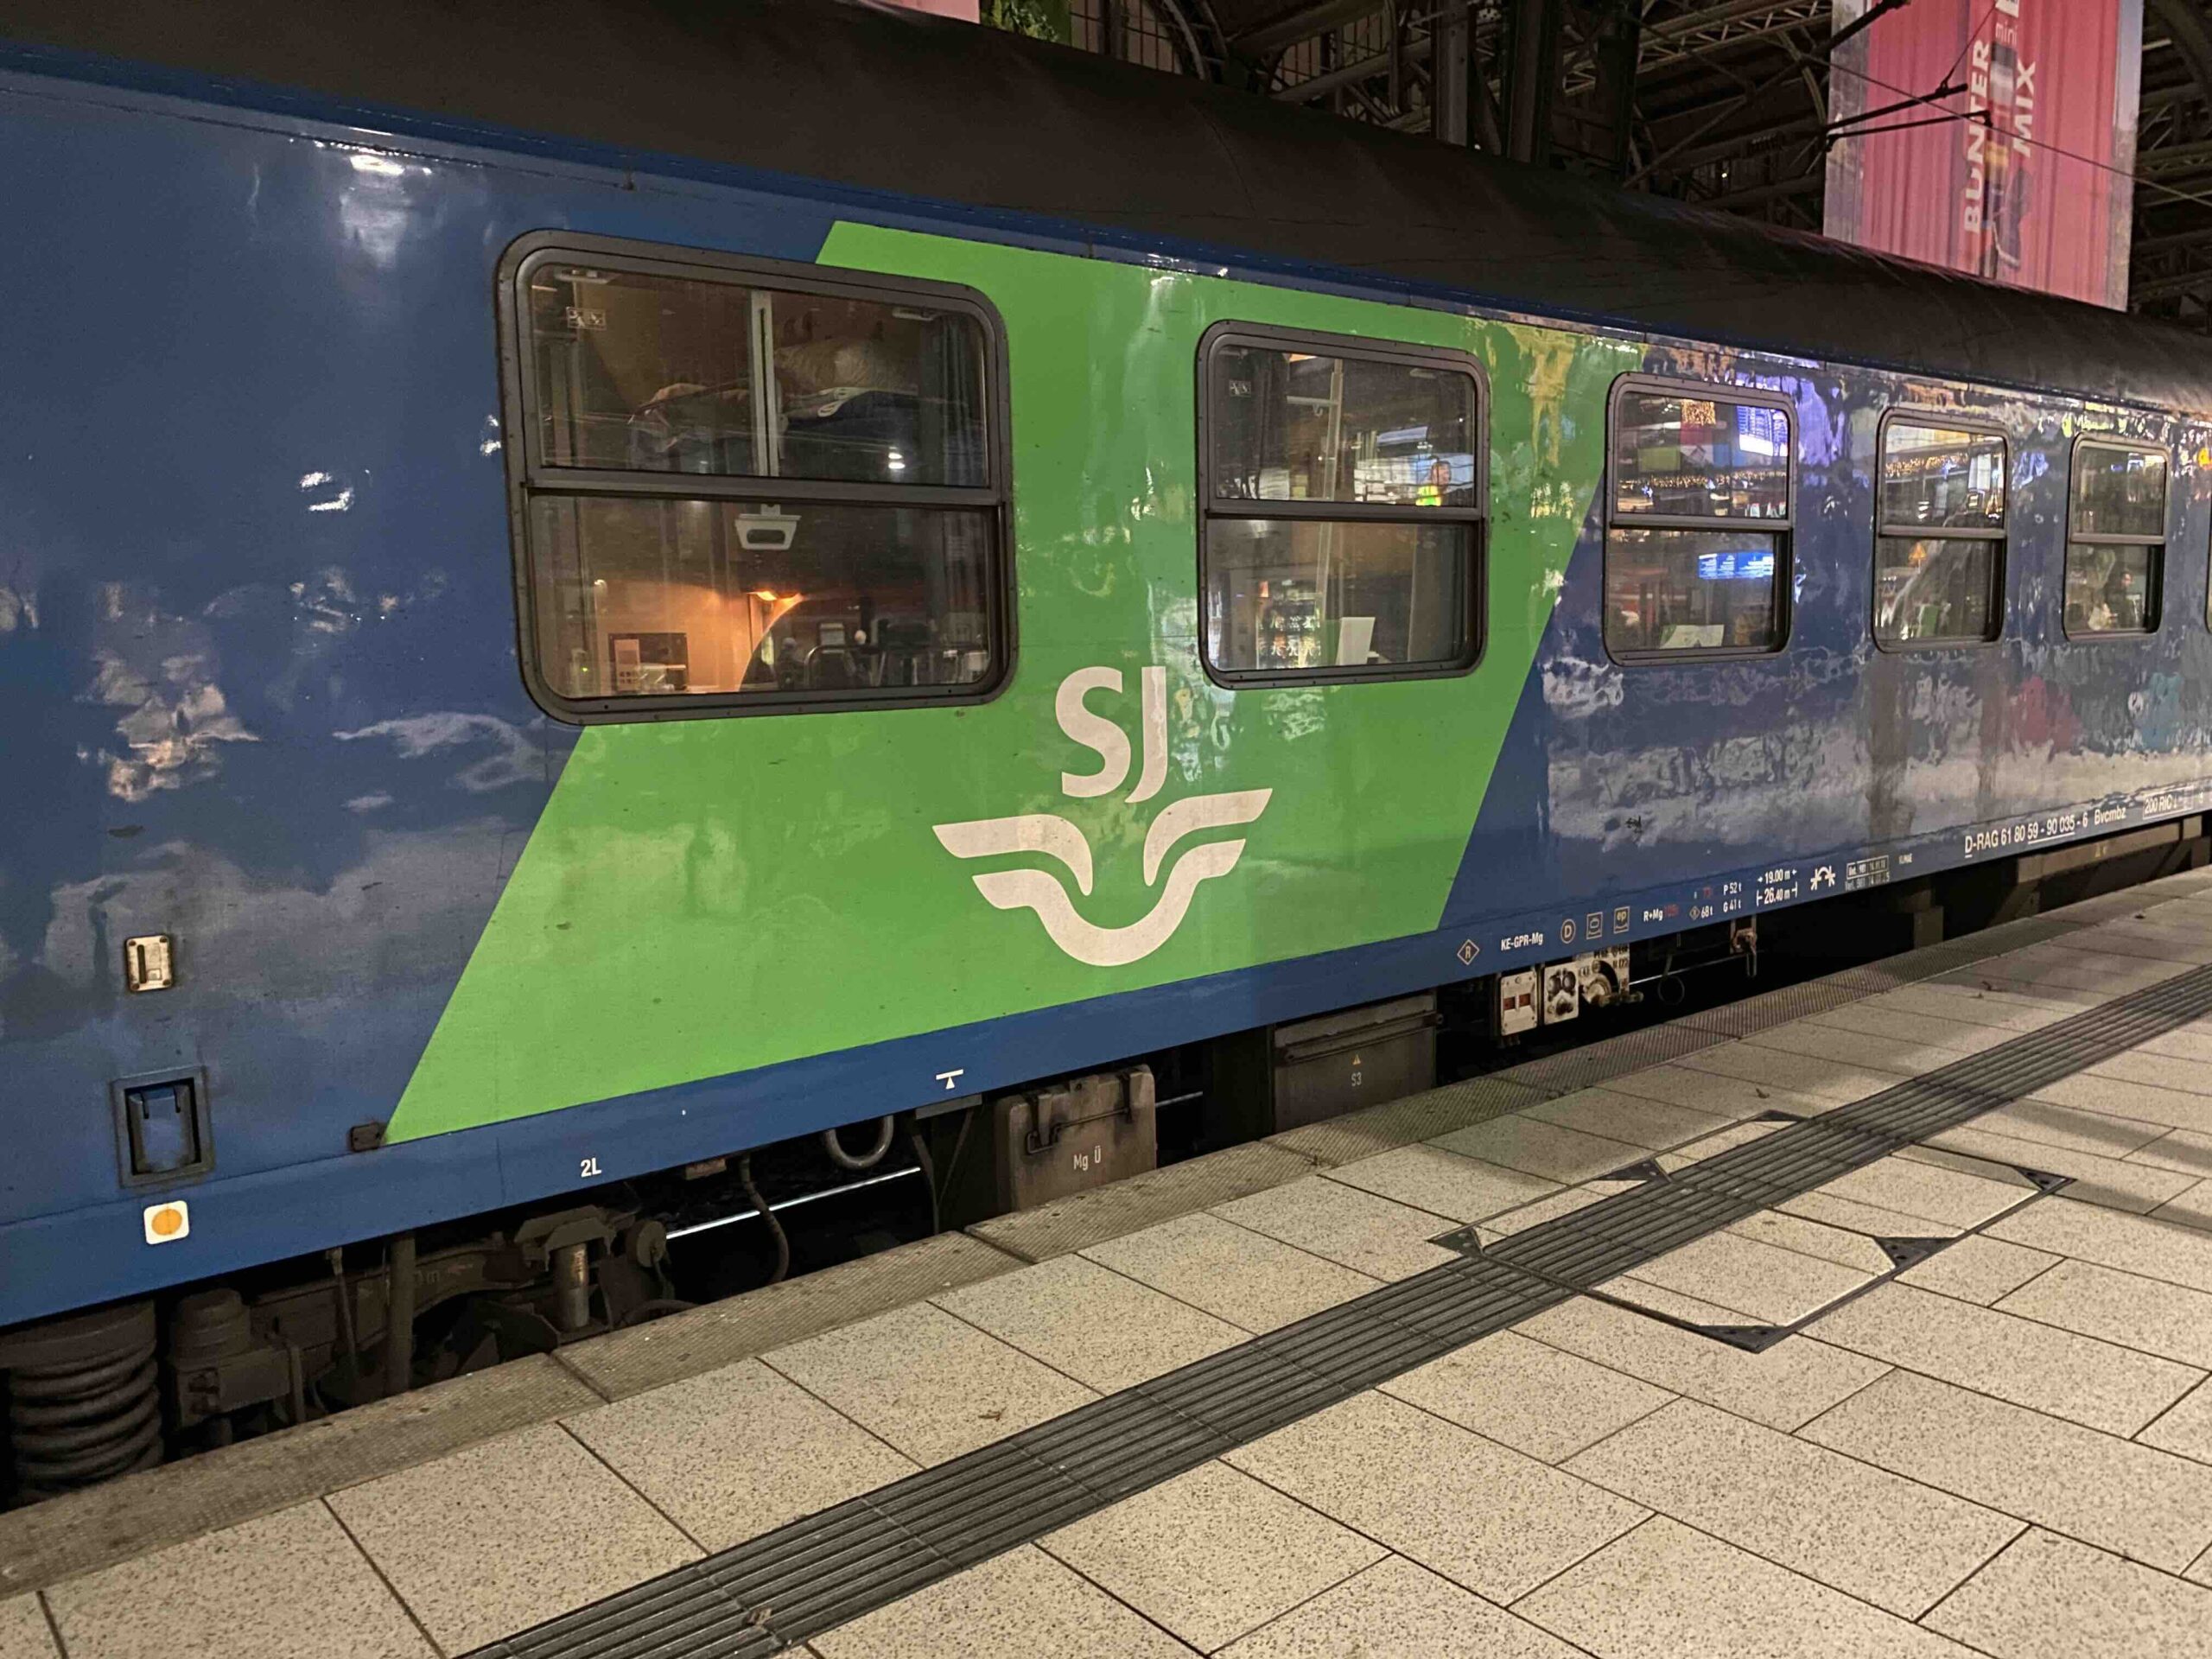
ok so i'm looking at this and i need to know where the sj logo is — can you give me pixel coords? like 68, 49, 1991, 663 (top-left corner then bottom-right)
933, 666, 1271, 967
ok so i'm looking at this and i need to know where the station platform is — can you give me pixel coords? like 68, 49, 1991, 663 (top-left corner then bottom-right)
9, 872, 2212, 1657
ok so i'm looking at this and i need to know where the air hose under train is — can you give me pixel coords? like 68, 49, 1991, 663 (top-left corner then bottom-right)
737, 1154, 790, 1285
821, 1116, 896, 1172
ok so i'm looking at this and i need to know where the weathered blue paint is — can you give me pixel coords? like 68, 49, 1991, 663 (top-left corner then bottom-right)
1451, 360, 2212, 931
0, 70, 853, 1297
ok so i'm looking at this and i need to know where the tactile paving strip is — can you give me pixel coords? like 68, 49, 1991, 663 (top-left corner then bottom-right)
471, 959, 2212, 1656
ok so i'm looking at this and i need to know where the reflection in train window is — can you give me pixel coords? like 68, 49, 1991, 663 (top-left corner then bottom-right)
1874, 418, 2006, 647
2065, 441, 2165, 637
1209, 343, 1480, 508
1605, 529, 1778, 653
1605, 383, 1793, 658
525, 265, 988, 485
1205, 519, 1470, 672
1199, 329, 1484, 682
528, 499, 995, 700
507, 244, 1005, 717
1611, 389, 1790, 522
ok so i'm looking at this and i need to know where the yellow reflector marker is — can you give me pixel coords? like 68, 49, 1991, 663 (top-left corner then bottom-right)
143, 1201, 190, 1244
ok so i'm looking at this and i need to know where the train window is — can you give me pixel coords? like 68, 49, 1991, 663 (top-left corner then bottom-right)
1873, 417, 2006, 648
525, 499, 996, 700
2064, 440, 2166, 637
503, 238, 1007, 718
525, 267, 989, 484
1198, 327, 1484, 683
1604, 381, 1793, 658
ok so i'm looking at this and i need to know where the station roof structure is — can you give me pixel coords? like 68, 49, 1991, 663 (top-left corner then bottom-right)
1063, 0, 2212, 331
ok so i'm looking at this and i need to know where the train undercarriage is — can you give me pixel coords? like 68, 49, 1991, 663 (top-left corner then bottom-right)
3, 813, 2204, 1507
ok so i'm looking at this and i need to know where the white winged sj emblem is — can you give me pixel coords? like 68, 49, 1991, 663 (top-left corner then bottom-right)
933, 666, 1271, 967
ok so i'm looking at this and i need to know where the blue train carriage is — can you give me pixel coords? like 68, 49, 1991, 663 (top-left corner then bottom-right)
0, 0, 2209, 1498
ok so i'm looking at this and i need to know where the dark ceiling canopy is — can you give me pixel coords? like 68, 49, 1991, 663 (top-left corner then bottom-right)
7, 0, 2212, 393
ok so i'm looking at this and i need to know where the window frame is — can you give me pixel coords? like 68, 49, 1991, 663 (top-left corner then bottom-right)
1193, 320, 1489, 689
1870, 407, 2010, 654
2062, 433, 2169, 642
1603, 372, 1797, 665
495, 231, 1016, 724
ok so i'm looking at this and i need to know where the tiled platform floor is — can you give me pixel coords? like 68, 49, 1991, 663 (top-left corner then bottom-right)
10, 874, 2212, 1656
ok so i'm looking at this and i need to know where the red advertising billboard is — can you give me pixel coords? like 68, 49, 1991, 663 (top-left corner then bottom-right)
1824, 0, 2142, 309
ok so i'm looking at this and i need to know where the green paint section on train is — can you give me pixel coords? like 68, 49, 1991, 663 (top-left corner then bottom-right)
385, 224, 1636, 1141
